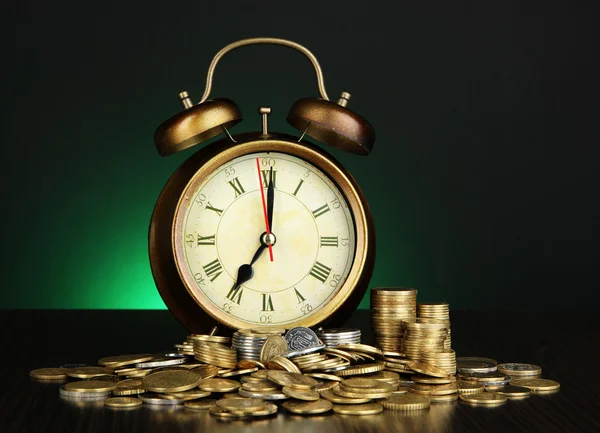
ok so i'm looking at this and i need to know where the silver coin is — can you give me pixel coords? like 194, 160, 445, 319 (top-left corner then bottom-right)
318, 328, 361, 336
321, 364, 352, 373
161, 352, 190, 358
238, 388, 289, 400
139, 393, 184, 405
59, 387, 111, 399
496, 363, 541, 375
135, 357, 187, 368
284, 327, 320, 350
456, 357, 497, 374
282, 343, 326, 358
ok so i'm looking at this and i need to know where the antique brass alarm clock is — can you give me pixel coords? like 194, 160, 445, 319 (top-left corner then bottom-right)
149, 38, 375, 333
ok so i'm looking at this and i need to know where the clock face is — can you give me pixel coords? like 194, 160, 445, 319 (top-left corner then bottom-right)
176, 151, 356, 326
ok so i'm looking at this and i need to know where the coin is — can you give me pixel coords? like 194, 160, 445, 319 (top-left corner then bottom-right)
250, 327, 286, 335
238, 388, 288, 400
135, 357, 187, 368
184, 399, 218, 410
456, 357, 497, 374
138, 393, 184, 405
189, 364, 220, 379
456, 381, 485, 394
197, 378, 241, 392
412, 375, 456, 385
406, 362, 448, 378
59, 387, 111, 399
334, 362, 385, 377
220, 368, 258, 378
335, 344, 383, 358
494, 385, 532, 399
104, 397, 143, 408
320, 388, 372, 404
332, 402, 383, 415
67, 367, 113, 379
241, 380, 279, 392
267, 356, 302, 373
209, 405, 250, 419
284, 327, 320, 350
267, 371, 318, 389
429, 393, 459, 403
379, 393, 430, 410
342, 378, 382, 389
29, 368, 69, 380
142, 370, 201, 393
64, 380, 117, 393
459, 392, 507, 405
282, 386, 320, 401
283, 399, 333, 414
112, 385, 146, 396
510, 378, 560, 392
282, 343, 326, 358
216, 397, 265, 413
241, 401, 278, 416
313, 381, 339, 392
98, 354, 154, 368
237, 360, 265, 370
260, 335, 289, 364
306, 373, 343, 382
165, 389, 211, 400
496, 363, 542, 377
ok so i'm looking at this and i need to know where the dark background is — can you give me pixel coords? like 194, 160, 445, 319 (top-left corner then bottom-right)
2, 1, 598, 311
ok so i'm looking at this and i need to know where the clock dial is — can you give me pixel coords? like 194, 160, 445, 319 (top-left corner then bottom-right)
177, 152, 356, 325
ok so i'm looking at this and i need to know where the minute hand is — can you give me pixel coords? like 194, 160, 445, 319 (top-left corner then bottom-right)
267, 166, 274, 230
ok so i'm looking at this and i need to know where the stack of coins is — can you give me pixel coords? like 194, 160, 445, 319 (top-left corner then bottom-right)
193, 342, 237, 369
317, 328, 361, 347
417, 303, 451, 349
401, 321, 456, 375
177, 333, 231, 356
233, 329, 285, 361
370, 288, 417, 352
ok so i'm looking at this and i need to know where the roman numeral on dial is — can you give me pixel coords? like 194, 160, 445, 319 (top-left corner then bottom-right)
312, 204, 330, 218
294, 288, 306, 304
197, 234, 215, 245
205, 202, 223, 216
309, 261, 332, 283
261, 294, 274, 311
320, 236, 338, 247
202, 258, 223, 282
226, 283, 243, 304
293, 179, 304, 196
228, 177, 245, 197
261, 170, 277, 188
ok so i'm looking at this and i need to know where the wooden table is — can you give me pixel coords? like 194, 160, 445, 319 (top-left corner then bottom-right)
0, 310, 597, 432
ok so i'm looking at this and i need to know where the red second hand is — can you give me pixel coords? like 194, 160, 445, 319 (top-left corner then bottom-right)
256, 158, 274, 261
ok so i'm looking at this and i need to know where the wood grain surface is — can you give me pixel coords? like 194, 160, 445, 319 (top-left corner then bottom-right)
0, 310, 598, 433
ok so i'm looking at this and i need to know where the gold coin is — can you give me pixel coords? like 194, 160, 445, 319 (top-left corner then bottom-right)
429, 393, 458, 403
251, 327, 286, 334
188, 334, 231, 344
98, 354, 154, 368
335, 344, 383, 358
306, 373, 343, 382
283, 399, 333, 414
510, 378, 560, 392
494, 385, 532, 399
457, 381, 485, 394
380, 393, 430, 410
64, 380, 117, 393
332, 402, 383, 415
221, 392, 245, 399
67, 367, 113, 379
459, 392, 507, 405
260, 335, 289, 364
250, 370, 270, 379
334, 386, 393, 399
104, 397, 143, 408
237, 360, 265, 370
334, 362, 386, 377
209, 405, 249, 419
116, 379, 143, 388
312, 381, 339, 392
184, 399, 218, 410
342, 378, 382, 389
241, 380, 280, 392
267, 356, 302, 373
364, 371, 401, 384
165, 389, 211, 400
197, 378, 241, 392
240, 401, 278, 416
29, 368, 69, 380
142, 370, 201, 393
216, 397, 265, 413
282, 386, 320, 401
320, 388, 371, 404
189, 364, 220, 379
220, 368, 258, 378
412, 375, 456, 385
267, 371, 318, 389
112, 385, 146, 396
406, 362, 448, 378
410, 383, 458, 395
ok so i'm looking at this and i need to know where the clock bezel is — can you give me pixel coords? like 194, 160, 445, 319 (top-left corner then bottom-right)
149, 132, 375, 333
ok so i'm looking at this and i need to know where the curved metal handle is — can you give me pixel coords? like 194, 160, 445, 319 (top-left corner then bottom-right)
199, 37, 330, 103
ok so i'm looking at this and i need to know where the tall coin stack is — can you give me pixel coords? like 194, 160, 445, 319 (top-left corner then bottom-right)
417, 303, 451, 349
401, 320, 456, 375
232, 329, 285, 361
317, 328, 361, 347
370, 288, 417, 352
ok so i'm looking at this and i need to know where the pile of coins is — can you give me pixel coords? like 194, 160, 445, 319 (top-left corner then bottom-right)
232, 328, 284, 361
401, 321, 456, 375
370, 288, 417, 352
317, 328, 361, 347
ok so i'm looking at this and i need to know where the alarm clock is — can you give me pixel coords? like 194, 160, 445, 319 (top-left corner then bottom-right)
149, 38, 375, 333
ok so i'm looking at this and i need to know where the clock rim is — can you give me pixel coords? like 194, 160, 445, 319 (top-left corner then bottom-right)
149, 132, 375, 333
